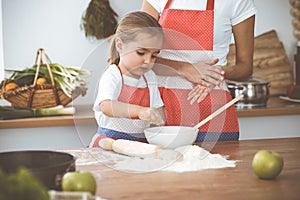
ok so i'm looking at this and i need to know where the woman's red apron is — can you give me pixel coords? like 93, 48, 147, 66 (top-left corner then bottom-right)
91, 66, 150, 147
158, 0, 239, 141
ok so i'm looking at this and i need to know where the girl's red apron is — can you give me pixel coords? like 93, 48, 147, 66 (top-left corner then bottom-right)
158, 0, 239, 141
91, 66, 150, 147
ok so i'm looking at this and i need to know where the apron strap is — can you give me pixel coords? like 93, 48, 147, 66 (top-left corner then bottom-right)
164, 0, 215, 10
164, 0, 172, 9
116, 65, 148, 86
117, 65, 125, 85
206, 0, 215, 10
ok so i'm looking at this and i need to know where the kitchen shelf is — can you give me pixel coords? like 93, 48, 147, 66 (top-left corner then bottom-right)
0, 96, 300, 129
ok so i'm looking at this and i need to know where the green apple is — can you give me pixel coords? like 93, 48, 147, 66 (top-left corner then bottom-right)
62, 171, 97, 195
252, 150, 284, 179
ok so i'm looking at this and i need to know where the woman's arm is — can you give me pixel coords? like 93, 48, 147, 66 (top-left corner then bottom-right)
141, 0, 160, 20
100, 99, 165, 125
153, 57, 223, 87
223, 15, 255, 81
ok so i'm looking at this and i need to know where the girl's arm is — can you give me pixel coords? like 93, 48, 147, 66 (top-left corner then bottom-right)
223, 16, 255, 81
100, 99, 141, 119
100, 100, 165, 125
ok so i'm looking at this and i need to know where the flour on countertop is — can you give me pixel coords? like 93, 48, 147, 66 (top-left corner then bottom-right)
62, 145, 238, 173
111, 145, 238, 173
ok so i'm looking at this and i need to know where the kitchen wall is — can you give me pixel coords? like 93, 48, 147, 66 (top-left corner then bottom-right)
1, 0, 143, 106
254, 0, 295, 63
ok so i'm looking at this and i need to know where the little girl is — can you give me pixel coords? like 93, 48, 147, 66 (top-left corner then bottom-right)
90, 11, 165, 147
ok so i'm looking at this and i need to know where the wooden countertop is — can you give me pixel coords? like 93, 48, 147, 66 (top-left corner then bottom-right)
237, 96, 300, 117
62, 137, 300, 200
1, 96, 300, 129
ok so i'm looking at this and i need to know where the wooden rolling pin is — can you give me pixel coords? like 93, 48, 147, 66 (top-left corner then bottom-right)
98, 95, 244, 159
99, 138, 183, 161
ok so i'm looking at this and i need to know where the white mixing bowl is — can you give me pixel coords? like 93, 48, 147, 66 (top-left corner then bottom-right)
144, 126, 198, 149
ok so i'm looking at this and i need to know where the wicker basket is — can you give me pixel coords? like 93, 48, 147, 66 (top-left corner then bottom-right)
0, 48, 85, 109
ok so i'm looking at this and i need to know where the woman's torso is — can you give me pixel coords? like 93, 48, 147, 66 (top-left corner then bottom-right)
146, 0, 257, 66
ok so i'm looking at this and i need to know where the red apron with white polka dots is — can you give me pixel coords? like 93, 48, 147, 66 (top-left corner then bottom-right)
116, 67, 150, 113
158, 0, 239, 141
91, 66, 150, 147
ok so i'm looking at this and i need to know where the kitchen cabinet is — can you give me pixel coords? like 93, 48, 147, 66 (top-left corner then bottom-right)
0, 97, 299, 151
237, 97, 300, 140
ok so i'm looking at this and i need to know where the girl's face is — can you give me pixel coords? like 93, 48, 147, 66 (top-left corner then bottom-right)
117, 34, 163, 79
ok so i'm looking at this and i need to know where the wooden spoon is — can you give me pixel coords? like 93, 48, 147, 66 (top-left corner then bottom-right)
193, 94, 244, 130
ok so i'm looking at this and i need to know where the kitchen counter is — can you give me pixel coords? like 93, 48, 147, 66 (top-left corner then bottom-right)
0, 96, 300, 129
62, 137, 300, 200
236, 96, 300, 117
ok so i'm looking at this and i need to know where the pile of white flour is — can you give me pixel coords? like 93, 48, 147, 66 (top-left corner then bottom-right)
109, 145, 237, 173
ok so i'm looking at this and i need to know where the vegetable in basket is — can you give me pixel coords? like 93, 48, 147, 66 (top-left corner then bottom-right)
0, 48, 91, 109
1, 63, 90, 98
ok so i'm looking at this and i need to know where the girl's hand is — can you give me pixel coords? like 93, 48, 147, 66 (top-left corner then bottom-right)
138, 107, 165, 125
179, 58, 224, 87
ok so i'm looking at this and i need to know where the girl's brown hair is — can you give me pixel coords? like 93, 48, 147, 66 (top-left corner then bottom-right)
109, 11, 164, 65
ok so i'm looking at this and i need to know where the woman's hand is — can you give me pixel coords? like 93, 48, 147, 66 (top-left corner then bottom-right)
187, 84, 212, 104
138, 107, 165, 125
179, 58, 224, 87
